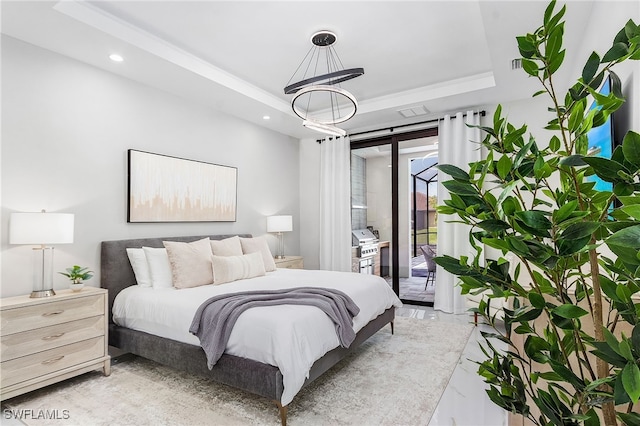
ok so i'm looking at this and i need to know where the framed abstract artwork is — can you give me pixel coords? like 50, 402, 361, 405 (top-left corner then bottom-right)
127, 150, 237, 222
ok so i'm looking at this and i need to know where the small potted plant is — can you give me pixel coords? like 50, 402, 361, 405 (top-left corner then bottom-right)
59, 265, 93, 292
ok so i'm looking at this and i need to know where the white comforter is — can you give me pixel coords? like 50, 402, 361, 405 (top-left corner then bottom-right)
112, 268, 402, 405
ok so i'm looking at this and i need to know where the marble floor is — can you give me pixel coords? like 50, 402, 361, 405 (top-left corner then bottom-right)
396, 305, 509, 426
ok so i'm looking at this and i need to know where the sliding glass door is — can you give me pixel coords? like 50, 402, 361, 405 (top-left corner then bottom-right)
350, 128, 438, 306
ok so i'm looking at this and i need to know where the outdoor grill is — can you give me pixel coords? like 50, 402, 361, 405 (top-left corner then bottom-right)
351, 229, 379, 274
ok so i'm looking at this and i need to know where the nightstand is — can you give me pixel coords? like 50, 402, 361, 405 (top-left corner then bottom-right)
274, 256, 304, 269
0, 287, 111, 400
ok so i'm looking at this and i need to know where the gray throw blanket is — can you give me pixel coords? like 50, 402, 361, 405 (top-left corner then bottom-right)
189, 287, 360, 369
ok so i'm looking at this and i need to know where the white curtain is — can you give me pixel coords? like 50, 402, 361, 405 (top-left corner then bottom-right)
319, 135, 352, 272
434, 111, 481, 314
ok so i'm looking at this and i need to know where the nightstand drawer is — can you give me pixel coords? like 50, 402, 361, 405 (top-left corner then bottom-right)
1, 316, 105, 362
1, 337, 104, 388
1, 295, 104, 336
275, 256, 304, 269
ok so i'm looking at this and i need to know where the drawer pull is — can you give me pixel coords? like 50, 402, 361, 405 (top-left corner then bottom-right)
41, 355, 65, 365
42, 310, 65, 317
42, 333, 65, 341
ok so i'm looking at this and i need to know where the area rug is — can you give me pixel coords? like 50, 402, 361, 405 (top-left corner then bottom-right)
4, 317, 474, 426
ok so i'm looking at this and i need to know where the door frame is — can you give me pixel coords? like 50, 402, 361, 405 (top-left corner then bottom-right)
351, 127, 438, 305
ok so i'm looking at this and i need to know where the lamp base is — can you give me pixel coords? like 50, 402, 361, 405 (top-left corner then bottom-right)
30, 289, 56, 298
274, 255, 286, 259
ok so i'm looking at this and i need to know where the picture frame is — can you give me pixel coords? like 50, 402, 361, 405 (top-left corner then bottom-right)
127, 150, 237, 222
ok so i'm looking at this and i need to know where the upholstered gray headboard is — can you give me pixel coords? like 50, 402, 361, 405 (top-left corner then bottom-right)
100, 234, 251, 322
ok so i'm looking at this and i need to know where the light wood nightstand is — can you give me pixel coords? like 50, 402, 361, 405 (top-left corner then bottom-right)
274, 256, 304, 269
0, 287, 111, 400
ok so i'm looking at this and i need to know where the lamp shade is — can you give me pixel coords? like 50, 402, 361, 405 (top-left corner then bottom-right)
267, 215, 292, 233
10, 212, 75, 245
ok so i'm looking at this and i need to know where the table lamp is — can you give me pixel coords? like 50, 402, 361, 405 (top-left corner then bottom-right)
10, 210, 75, 298
266, 215, 292, 259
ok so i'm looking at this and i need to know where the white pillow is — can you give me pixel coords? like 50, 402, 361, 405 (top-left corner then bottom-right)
126, 248, 152, 287
163, 238, 214, 289
212, 252, 266, 285
210, 235, 243, 256
142, 247, 173, 289
239, 236, 277, 272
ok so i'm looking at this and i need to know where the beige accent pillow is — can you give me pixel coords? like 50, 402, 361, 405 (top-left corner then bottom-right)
210, 235, 243, 256
163, 238, 214, 289
239, 236, 277, 272
212, 252, 266, 285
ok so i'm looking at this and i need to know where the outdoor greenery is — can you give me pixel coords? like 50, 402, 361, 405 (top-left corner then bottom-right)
434, 1, 640, 425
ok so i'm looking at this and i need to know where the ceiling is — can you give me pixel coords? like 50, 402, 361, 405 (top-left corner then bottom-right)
1, 1, 598, 139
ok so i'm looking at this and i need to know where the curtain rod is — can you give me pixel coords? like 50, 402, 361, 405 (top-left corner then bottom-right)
348, 110, 486, 139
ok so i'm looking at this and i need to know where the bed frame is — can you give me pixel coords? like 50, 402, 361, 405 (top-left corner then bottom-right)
101, 234, 394, 425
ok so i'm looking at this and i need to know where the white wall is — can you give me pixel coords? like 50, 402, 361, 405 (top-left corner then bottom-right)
1, 36, 300, 297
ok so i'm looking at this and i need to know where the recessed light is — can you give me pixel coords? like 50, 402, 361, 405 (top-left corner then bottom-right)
262, 115, 271, 120
109, 54, 124, 62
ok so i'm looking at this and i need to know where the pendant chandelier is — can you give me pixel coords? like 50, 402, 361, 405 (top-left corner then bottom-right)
284, 31, 364, 137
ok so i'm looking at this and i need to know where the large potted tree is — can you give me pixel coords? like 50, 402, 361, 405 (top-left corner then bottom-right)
435, 1, 640, 424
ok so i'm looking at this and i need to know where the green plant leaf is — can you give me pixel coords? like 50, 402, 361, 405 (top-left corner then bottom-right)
528, 292, 546, 309
582, 52, 600, 83
561, 222, 600, 240
522, 58, 539, 76
622, 362, 640, 404
437, 164, 471, 182
602, 42, 629, 62
442, 180, 478, 196
607, 224, 640, 249
552, 304, 588, 319
582, 156, 626, 183
559, 155, 587, 166
622, 130, 640, 169
618, 412, 640, 426
477, 219, 511, 233
497, 154, 512, 180
514, 210, 552, 230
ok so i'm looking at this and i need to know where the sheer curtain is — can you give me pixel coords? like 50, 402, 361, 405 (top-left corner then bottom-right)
434, 111, 481, 314
319, 135, 352, 272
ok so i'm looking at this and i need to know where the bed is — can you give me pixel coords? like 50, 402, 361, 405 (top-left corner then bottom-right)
101, 234, 401, 425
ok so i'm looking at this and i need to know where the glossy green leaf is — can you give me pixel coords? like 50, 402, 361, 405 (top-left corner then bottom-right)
618, 412, 640, 426
559, 155, 587, 166
622, 362, 640, 404
622, 130, 640, 169
582, 52, 600, 83
582, 156, 626, 182
553, 200, 578, 223
602, 42, 629, 62
620, 205, 640, 220
522, 58, 539, 76
437, 164, 471, 182
514, 210, 552, 230
528, 292, 546, 309
552, 304, 588, 319
607, 225, 640, 249
442, 180, 477, 196
561, 222, 600, 240
496, 154, 512, 180
477, 219, 511, 233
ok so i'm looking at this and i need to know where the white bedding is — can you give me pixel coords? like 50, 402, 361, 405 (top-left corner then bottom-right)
112, 268, 402, 405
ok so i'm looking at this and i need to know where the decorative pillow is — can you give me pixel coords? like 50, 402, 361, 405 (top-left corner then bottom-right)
210, 235, 243, 256
126, 248, 152, 287
142, 247, 173, 289
163, 238, 214, 289
239, 236, 277, 272
212, 252, 266, 285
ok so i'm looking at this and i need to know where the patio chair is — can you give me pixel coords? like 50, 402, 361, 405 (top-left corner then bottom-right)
419, 245, 436, 290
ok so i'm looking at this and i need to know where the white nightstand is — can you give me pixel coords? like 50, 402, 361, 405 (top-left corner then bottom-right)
274, 256, 304, 269
0, 287, 111, 400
